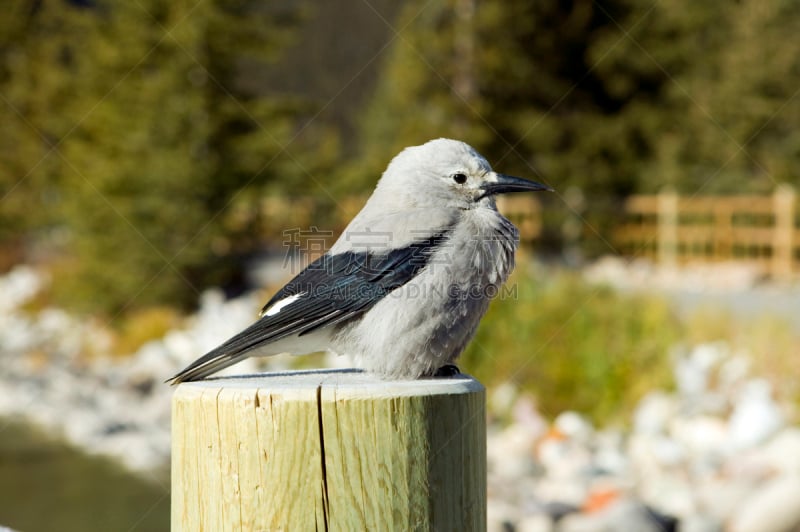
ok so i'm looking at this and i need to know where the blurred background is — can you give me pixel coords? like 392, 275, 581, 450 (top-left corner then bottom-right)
1, 0, 800, 531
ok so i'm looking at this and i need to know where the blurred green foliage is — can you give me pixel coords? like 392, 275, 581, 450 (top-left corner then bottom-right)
350, 0, 800, 196
0, 0, 334, 313
345, 0, 800, 255
2, 0, 800, 313
462, 264, 680, 424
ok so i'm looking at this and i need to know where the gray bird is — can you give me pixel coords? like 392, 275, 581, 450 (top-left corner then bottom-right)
168, 138, 552, 383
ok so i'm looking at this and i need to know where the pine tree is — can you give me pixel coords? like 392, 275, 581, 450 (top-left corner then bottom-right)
350, 0, 800, 251
658, 0, 800, 193
348, 0, 667, 195
1, 0, 309, 313
0, 0, 95, 259
348, 0, 490, 189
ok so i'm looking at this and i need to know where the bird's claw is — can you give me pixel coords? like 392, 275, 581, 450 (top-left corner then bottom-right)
433, 364, 461, 377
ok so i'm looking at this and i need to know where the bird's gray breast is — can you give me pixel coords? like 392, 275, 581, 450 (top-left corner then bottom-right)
424, 208, 517, 341
332, 207, 518, 378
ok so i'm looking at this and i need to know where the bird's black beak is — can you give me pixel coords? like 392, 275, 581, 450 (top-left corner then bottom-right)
478, 173, 553, 199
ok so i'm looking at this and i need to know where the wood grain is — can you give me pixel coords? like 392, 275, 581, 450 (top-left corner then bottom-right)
171, 369, 486, 531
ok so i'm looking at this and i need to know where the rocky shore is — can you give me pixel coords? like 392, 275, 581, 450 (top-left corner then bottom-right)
1, 265, 798, 531
0, 265, 269, 471
485, 342, 799, 531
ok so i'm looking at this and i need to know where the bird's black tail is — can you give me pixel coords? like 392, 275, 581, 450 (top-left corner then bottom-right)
165, 347, 245, 384
165, 322, 269, 384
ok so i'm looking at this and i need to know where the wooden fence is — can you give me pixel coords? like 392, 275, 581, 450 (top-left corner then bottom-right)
615, 186, 798, 280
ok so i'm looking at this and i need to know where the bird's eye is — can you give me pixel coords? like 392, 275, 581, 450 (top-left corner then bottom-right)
452, 173, 468, 184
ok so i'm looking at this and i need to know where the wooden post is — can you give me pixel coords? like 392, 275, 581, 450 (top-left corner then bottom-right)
171, 370, 487, 531
657, 188, 679, 267
772, 184, 796, 280
713, 201, 732, 263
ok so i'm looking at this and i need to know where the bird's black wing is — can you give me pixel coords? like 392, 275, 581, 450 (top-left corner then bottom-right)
167, 231, 451, 383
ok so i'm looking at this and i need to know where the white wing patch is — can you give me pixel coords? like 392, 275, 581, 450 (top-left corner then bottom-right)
261, 293, 304, 317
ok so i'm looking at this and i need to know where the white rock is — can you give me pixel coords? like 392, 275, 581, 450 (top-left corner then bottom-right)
555, 411, 593, 443
489, 382, 518, 417
538, 436, 592, 480
162, 330, 198, 362
487, 424, 537, 480
594, 429, 629, 476
674, 342, 727, 400
629, 433, 685, 473
130, 341, 174, 377
513, 394, 547, 434
718, 354, 751, 392
534, 477, 588, 508
696, 478, 755, 524
634, 392, 676, 436
729, 474, 800, 532
638, 473, 695, 520
0, 314, 37, 353
517, 513, 553, 532
760, 428, 800, 475
670, 415, 728, 458
487, 498, 520, 532
728, 379, 783, 450
0, 265, 43, 314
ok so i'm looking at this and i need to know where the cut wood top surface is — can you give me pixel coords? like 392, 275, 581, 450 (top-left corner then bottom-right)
173, 368, 484, 399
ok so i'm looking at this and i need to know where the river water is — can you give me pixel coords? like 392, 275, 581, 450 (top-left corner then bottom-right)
0, 420, 169, 532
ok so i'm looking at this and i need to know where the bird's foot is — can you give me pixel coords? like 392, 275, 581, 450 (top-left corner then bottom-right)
433, 364, 461, 377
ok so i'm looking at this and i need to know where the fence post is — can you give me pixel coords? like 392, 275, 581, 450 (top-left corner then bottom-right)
657, 188, 679, 267
772, 184, 795, 280
171, 370, 487, 531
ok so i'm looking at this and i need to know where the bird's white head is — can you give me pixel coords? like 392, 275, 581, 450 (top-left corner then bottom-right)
373, 138, 552, 211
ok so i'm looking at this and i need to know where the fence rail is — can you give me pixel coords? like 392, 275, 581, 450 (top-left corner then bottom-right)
615, 186, 798, 279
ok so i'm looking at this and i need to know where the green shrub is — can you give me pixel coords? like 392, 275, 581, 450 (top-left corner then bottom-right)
462, 264, 680, 424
